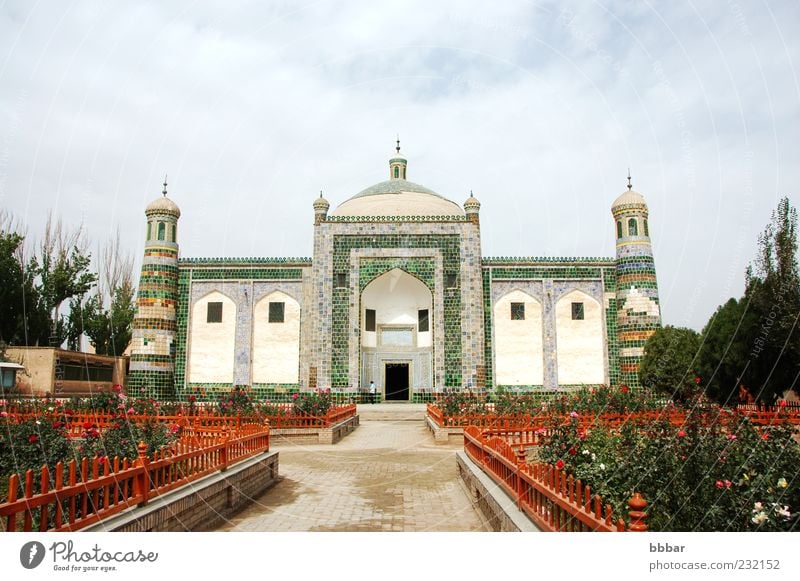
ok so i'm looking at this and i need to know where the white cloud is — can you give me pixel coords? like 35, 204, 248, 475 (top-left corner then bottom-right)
0, 0, 798, 330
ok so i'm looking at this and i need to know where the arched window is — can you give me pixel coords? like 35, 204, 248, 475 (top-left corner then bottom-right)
616, 220, 623, 239
402, 168, 406, 179
146, 221, 152, 240
394, 166, 399, 178
157, 221, 165, 241
644, 219, 649, 237
628, 218, 638, 237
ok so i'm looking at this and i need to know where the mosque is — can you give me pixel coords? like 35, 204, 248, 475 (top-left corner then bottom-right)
128, 143, 662, 401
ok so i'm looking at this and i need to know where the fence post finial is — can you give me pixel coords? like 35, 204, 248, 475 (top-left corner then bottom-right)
628, 492, 648, 531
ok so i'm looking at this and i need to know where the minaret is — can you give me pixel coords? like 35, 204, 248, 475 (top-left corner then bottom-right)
464, 190, 481, 225
611, 172, 661, 388
313, 190, 330, 225
128, 177, 181, 399
389, 138, 407, 180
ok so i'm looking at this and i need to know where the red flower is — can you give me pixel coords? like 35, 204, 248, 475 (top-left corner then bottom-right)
52, 421, 64, 429
555, 459, 565, 470
83, 422, 94, 429
113, 384, 122, 393
724, 480, 732, 489
568, 446, 578, 456
64, 409, 74, 416
677, 430, 687, 438
620, 385, 630, 394
715, 480, 724, 489
28, 434, 38, 443
779, 399, 788, 407
761, 433, 770, 441
694, 376, 701, 384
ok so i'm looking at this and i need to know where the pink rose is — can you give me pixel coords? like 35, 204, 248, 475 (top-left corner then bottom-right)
677, 430, 686, 438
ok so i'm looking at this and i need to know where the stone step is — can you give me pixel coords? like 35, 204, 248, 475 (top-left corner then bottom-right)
356, 403, 427, 421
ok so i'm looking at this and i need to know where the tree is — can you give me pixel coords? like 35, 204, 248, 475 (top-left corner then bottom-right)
743, 197, 800, 400
639, 325, 702, 400
73, 230, 136, 355
697, 197, 800, 404
696, 298, 758, 404
81, 282, 136, 355
0, 212, 49, 346
0, 228, 25, 344
28, 214, 97, 346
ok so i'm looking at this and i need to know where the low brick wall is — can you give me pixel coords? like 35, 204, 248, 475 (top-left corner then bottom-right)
271, 414, 359, 444
425, 415, 463, 443
85, 451, 279, 532
456, 451, 540, 532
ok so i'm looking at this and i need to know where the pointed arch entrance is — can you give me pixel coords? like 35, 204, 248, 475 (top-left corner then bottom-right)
360, 268, 433, 401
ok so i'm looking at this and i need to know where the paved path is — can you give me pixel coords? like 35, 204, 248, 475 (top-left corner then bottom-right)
216, 418, 487, 532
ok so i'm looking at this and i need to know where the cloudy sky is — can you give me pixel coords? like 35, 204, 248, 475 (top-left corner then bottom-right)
0, 0, 797, 330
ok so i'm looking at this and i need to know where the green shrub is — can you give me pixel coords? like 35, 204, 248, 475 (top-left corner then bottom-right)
537, 406, 800, 531
217, 386, 255, 415
292, 389, 333, 416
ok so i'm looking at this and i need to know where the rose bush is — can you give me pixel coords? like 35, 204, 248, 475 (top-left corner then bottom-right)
293, 389, 333, 416
537, 407, 800, 531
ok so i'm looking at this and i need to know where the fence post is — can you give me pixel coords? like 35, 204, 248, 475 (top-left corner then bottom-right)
134, 441, 150, 506
515, 447, 527, 509
220, 430, 230, 472
627, 492, 648, 531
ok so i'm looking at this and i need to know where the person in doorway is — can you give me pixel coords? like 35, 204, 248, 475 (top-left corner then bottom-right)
369, 380, 376, 404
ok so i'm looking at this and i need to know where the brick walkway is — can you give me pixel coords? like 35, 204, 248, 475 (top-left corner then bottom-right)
216, 418, 487, 532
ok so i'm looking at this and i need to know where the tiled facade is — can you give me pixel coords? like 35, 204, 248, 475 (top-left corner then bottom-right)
130, 153, 661, 400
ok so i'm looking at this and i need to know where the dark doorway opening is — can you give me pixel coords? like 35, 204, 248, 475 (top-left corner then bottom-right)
384, 363, 410, 401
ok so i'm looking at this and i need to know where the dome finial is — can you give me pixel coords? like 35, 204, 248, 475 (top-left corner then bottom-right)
163, 174, 168, 197
396, 135, 400, 154
627, 168, 632, 191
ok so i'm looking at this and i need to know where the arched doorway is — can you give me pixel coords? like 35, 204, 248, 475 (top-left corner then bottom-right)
360, 268, 433, 401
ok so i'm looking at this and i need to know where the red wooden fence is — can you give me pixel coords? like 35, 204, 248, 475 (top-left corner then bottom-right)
463, 425, 647, 532
3, 403, 357, 436
429, 404, 800, 430
0, 425, 270, 533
